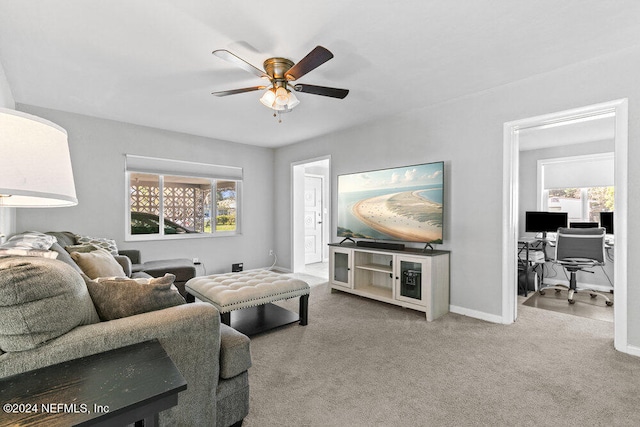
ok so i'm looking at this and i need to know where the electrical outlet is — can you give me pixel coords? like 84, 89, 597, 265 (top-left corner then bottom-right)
269, 249, 274, 256
193, 257, 200, 264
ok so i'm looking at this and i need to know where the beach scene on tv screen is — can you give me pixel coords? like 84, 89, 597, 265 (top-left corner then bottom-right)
338, 162, 443, 243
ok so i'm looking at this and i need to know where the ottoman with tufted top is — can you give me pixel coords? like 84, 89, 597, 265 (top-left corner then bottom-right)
185, 270, 310, 335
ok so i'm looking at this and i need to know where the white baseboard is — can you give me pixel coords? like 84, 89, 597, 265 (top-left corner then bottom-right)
621, 344, 640, 358
450, 305, 505, 324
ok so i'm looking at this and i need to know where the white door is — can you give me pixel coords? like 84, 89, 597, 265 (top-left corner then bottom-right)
304, 175, 323, 264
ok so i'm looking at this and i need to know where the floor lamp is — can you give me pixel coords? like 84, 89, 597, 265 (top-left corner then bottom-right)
0, 108, 77, 242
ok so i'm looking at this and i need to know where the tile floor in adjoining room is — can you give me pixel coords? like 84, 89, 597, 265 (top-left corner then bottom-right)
302, 261, 328, 280
520, 289, 614, 323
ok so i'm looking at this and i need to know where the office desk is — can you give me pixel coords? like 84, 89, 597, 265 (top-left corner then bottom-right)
518, 238, 548, 297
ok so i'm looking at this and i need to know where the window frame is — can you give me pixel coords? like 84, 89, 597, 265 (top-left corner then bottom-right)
125, 156, 242, 242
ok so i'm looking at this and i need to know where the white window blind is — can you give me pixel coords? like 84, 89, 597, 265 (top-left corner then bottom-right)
125, 155, 242, 180
540, 153, 613, 189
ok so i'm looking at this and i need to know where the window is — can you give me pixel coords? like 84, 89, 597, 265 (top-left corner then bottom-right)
126, 155, 242, 239
546, 187, 614, 223
538, 153, 614, 223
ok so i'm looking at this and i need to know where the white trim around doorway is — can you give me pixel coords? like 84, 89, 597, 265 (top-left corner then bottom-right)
290, 155, 331, 274
502, 99, 629, 354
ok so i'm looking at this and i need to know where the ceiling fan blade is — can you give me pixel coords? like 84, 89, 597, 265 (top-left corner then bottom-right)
285, 46, 334, 81
293, 84, 349, 99
212, 86, 267, 97
212, 49, 269, 79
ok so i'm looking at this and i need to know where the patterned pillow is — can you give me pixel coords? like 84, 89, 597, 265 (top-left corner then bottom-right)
84, 274, 185, 321
1, 232, 57, 250
74, 235, 118, 255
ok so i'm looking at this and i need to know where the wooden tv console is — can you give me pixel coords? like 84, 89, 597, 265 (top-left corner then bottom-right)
329, 243, 450, 321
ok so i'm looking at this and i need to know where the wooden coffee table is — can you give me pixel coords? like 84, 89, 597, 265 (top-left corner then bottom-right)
0, 339, 186, 427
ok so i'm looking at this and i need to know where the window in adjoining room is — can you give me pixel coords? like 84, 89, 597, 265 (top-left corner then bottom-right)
546, 187, 614, 223
538, 153, 614, 224
125, 155, 242, 240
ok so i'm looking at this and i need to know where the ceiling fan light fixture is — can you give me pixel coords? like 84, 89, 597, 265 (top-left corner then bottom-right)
259, 88, 276, 108
259, 86, 299, 111
287, 90, 300, 109
275, 86, 289, 106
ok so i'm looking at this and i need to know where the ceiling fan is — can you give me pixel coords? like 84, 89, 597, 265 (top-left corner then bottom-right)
211, 46, 349, 115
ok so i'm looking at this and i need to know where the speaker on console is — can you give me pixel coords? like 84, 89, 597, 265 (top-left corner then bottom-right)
356, 240, 406, 251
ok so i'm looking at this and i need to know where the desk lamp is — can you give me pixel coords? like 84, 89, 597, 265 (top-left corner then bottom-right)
0, 108, 77, 241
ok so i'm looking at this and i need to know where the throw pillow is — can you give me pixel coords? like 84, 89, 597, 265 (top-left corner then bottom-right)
64, 244, 100, 254
0, 248, 59, 259
0, 232, 57, 250
0, 257, 100, 352
70, 248, 127, 279
74, 235, 119, 255
84, 274, 185, 321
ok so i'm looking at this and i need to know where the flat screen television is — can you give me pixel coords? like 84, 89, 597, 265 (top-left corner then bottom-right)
337, 161, 444, 244
600, 211, 614, 234
525, 211, 568, 233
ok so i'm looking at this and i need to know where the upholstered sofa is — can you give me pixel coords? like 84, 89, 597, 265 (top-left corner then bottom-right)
0, 233, 251, 426
46, 231, 197, 297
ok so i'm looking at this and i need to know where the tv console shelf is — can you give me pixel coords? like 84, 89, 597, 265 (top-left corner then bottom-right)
329, 243, 450, 321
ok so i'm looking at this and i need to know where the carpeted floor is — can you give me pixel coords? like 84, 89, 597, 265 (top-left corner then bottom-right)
243, 282, 640, 426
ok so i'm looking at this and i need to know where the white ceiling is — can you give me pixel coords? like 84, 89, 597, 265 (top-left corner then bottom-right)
1, 1, 639, 148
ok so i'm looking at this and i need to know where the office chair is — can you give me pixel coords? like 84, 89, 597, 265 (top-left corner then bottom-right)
539, 227, 613, 306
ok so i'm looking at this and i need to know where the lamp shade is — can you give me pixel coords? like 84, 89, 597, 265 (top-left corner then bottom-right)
0, 108, 78, 207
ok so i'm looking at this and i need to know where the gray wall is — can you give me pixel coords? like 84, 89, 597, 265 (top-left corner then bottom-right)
0, 60, 13, 108
14, 105, 275, 275
274, 45, 640, 345
519, 140, 615, 289
0, 60, 15, 240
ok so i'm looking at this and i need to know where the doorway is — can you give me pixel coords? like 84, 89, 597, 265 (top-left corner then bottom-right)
502, 99, 628, 352
291, 156, 330, 275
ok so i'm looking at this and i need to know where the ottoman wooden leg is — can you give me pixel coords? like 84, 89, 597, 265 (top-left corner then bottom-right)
299, 294, 309, 326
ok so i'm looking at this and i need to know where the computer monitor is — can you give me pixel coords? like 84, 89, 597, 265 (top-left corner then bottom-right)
525, 211, 568, 234
570, 222, 599, 228
600, 211, 614, 234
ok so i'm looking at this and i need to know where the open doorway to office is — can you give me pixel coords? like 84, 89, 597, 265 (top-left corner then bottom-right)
291, 156, 330, 279
502, 99, 628, 352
